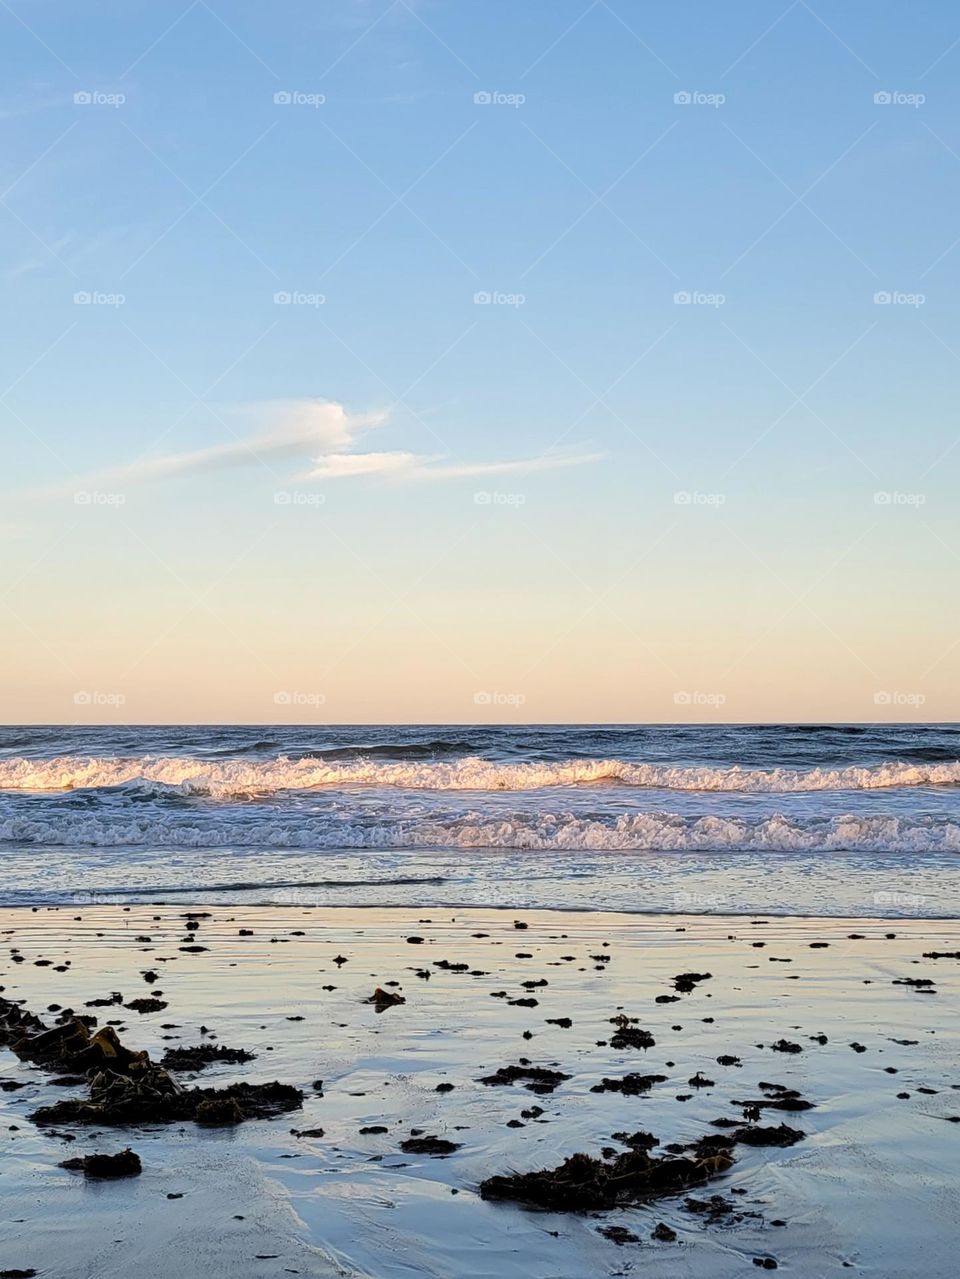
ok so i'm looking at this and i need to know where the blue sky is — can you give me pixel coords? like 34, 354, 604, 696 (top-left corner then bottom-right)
2, 0, 959, 722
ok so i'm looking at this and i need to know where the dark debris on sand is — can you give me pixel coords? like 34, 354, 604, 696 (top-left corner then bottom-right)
124, 998, 167, 1014
480, 1144, 735, 1210
591, 1072, 667, 1095
160, 1044, 257, 1071
478, 1062, 570, 1094
673, 972, 712, 993
0, 996, 301, 1129
608, 1015, 656, 1050
731, 1124, 805, 1148
59, 1148, 142, 1179
597, 1224, 640, 1245
34, 1073, 302, 1128
745, 1082, 814, 1110
684, 1193, 750, 1221
400, 1134, 461, 1155
367, 987, 406, 1011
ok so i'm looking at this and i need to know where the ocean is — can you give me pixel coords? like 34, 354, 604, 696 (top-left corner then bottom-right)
2, 723, 959, 916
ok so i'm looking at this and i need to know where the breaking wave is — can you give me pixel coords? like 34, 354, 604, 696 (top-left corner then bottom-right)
2, 810, 959, 852
2, 754, 960, 796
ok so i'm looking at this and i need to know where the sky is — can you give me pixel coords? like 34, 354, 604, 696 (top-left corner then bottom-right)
2, 0, 959, 724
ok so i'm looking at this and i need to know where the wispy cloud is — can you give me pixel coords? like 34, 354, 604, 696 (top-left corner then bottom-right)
412, 452, 605, 481
93, 399, 386, 485
301, 449, 421, 480
14, 399, 602, 500
300, 448, 604, 482
15, 400, 384, 500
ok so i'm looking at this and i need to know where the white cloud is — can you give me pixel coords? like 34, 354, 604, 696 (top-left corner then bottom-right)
412, 452, 606, 481
301, 448, 603, 482
16, 400, 383, 501
302, 450, 422, 479
15, 398, 601, 501
105, 399, 386, 485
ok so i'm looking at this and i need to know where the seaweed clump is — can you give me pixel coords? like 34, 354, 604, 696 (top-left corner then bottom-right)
608, 1016, 656, 1051
160, 1044, 256, 1072
400, 1134, 461, 1155
590, 1073, 667, 1096
1, 996, 301, 1129
480, 1144, 734, 1210
478, 1062, 570, 1094
32, 1068, 301, 1128
59, 1149, 142, 1179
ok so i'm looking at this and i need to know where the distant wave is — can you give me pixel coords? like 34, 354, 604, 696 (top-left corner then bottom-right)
782, 724, 867, 735
2, 754, 960, 796
208, 739, 280, 756
303, 738, 479, 761
897, 745, 960, 762
2, 810, 959, 852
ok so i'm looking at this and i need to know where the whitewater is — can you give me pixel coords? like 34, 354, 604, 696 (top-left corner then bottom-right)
3, 753, 960, 796
2, 724, 959, 914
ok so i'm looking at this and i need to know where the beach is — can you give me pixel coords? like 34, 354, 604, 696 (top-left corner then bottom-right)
7, 0, 958, 1270
2, 904, 958, 1278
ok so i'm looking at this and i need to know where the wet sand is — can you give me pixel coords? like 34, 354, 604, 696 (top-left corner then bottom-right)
1, 906, 958, 1278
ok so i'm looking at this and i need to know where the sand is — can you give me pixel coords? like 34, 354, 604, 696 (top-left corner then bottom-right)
1, 906, 958, 1278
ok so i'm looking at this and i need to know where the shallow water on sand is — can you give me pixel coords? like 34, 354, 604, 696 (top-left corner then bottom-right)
1, 906, 958, 1278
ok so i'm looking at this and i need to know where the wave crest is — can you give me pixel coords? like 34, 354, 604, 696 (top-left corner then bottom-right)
2, 810, 960, 852
2, 753, 960, 796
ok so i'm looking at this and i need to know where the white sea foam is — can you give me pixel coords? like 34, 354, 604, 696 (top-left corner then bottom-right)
2, 810, 959, 852
1, 754, 960, 795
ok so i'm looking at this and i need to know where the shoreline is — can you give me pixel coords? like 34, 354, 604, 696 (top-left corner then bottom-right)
2, 904, 958, 1277
2, 844, 956, 920
4, 901, 960, 922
